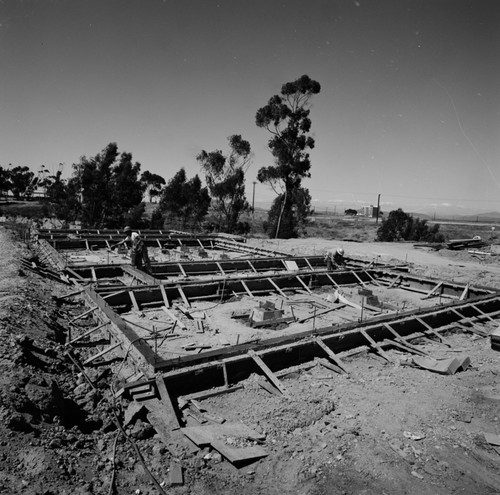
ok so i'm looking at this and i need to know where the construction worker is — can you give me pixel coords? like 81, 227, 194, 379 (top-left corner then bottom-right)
325, 247, 345, 271
112, 226, 151, 273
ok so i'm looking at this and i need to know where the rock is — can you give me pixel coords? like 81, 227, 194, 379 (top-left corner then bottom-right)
7, 413, 35, 433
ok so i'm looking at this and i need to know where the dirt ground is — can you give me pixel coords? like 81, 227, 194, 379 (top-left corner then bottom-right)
2, 226, 500, 495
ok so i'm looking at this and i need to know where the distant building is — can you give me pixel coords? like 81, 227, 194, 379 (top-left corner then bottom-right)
362, 205, 379, 218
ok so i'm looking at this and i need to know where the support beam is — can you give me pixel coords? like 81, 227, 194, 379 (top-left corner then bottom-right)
423, 281, 444, 299
415, 317, 452, 347
351, 271, 368, 288
68, 321, 109, 345
160, 284, 170, 308
296, 275, 312, 294
388, 275, 402, 289
177, 286, 190, 307
84, 341, 122, 365
313, 336, 348, 373
241, 280, 254, 297
359, 328, 392, 363
247, 260, 258, 273
267, 278, 287, 298
70, 306, 98, 324
248, 350, 287, 396
129, 291, 140, 311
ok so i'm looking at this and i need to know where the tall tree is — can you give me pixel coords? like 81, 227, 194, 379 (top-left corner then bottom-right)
70, 143, 145, 227
0, 166, 12, 198
159, 168, 210, 230
140, 171, 166, 203
255, 75, 320, 238
9, 166, 35, 199
197, 135, 252, 233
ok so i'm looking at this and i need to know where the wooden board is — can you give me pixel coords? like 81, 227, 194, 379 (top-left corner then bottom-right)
180, 422, 266, 446
210, 441, 268, 463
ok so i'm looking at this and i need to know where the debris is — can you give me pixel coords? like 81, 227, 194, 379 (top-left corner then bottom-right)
169, 462, 183, 486
403, 431, 426, 441
412, 355, 470, 375
490, 326, 500, 352
484, 432, 500, 446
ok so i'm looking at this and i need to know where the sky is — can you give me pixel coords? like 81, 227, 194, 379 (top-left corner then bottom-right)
1, 0, 499, 216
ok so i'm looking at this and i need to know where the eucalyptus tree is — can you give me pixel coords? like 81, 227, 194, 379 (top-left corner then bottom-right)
255, 75, 320, 238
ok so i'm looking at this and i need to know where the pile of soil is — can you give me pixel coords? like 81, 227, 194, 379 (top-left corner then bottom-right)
2, 227, 500, 494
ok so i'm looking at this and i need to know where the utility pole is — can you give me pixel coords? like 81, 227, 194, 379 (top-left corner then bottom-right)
252, 181, 256, 222
375, 193, 381, 224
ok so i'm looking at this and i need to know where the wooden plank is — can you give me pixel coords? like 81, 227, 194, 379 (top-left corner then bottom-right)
296, 275, 312, 294
325, 273, 340, 288
56, 288, 86, 300
68, 321, 108, 345
156, 376, 182, 428
359, 329, 392, 363
268, 277, 288, 298
304, 258, 314, 271
210, 441, 268, 464
422, 281, 444, 299
169, 462, 183, 486
90, 267, 97, 282
160, 284, 170, 308
363, 270, 380, 286
162, 306, 187, 330
180, 423, 266, 446
240, 280, 254, 297
313, 336, 348, 373
248, 349, 287, 395
470, 304, 497, 323
177, 286, 191, 307
215, 262, 226, 276
316, 357, 344, 375
83, 341, 122, 365
178, 263, 187, 276
459, 283, 470, 301
388, 275, 402, 289
129, 290, 140, 311
415, 317, 452, 347
247, 260, 258, 273
351, 270, 368, 288
69, 306, 98, 324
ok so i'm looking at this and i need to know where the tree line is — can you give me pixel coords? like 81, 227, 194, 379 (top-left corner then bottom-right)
0, 75, 322, 237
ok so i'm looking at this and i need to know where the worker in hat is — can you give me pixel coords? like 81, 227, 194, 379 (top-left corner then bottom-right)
324, 247, 345, 271
111, 226, 151, 273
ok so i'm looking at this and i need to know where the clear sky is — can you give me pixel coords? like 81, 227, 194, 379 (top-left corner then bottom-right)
1, 0, 499, 215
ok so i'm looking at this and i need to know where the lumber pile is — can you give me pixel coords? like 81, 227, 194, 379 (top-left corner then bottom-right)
446, 236, 488, 251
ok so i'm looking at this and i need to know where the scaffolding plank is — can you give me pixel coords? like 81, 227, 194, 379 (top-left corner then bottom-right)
248, 349, 287, 396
